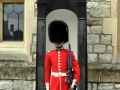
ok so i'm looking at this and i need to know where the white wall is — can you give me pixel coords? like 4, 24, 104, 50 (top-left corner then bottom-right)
46, 9, 78, 59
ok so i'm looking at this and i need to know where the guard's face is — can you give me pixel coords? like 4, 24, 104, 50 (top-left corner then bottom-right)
54, 42, 64, 48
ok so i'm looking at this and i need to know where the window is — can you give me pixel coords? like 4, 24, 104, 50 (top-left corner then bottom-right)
3, 3, 24, 41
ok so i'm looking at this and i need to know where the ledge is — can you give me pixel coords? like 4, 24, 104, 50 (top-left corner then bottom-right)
0, 61, 36, 80
88, 63, 120, 82
0, 54, 28, 62
0, 61, 36, 67
0, 67, 35, 80
1, 62, 120, 82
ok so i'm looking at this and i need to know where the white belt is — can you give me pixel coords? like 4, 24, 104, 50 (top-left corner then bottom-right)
51, 72, 68, 77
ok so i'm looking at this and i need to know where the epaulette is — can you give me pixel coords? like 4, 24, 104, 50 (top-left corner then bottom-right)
47, 49, 55, 53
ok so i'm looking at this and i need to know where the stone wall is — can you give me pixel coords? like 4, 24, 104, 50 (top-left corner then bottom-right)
87, 0, 120, 89
87, 1, 113, 64
0, 59, 36, 90
0, 0, 36, 90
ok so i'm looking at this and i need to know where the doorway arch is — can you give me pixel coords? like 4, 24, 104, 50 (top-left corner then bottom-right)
36, 0, 87, 90
46, 9, 78, 58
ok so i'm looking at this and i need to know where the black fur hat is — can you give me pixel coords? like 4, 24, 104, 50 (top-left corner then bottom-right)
48, 20, 68, 43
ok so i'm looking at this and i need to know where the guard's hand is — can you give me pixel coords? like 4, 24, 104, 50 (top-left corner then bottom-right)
69, 85, 77, 90
68, 87, 74, 90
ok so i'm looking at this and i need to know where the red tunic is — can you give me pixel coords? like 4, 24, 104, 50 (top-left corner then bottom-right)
44, 48, 80, 90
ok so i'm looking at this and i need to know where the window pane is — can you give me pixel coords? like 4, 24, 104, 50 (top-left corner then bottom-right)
4, 4, 13, 14
3, 3, 24, 41
14, 4, 23, 13
8, 12, 18, 31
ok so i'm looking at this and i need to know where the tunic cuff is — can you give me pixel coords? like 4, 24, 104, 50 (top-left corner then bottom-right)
45, 82, 49, 90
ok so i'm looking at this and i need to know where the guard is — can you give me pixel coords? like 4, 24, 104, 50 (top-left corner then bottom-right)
44, 20, 80, 90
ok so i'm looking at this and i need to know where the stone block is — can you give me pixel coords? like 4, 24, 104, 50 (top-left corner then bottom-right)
115, 84, 120, 89
0, 61, 36, 67
0, 48, 25, 54
0, 80, 13, 90
14, 80, 36, 90
23, 81, 32, 90
87, 35, 100, 44
88, 64, 120, 82
91, 26, 102, 34
88, 69, 101, 82
87, 26, 91, 34
33, 54, 36, 60
0, 67, 35, 80
90, 8, 110, 18
34, 3, 37, 17
32, 81, 36, 90
88, 83, 92, 90
88, 67, 120, 82
87, 2, 99, 8
87, 9, 90, 13
99, 54, 112, 63
14, 80, 23, 90
100, 64, 114, 69
32, 44, 36, 52
100, 70, 120, 82
102, 18, 117, 46
98, 1, 111, 8
87, 18, 103, 26
116, 56, 120, 63
101, 35, 112, 44
93, 83, 97, 90
116, 64, 120, 69
87, 45, 93, 52
0, 54, 28, 61
98, 83, 113, 90
94, 45, 106, 53
88, 63, 101, 69
88, 54, 98, 63
32, 35, 36, 44
107, 46, 112, 52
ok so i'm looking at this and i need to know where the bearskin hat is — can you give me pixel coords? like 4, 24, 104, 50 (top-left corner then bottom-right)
48, 20, 68, 43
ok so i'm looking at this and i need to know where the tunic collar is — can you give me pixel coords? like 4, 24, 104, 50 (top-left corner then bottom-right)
55, 47, 64, 51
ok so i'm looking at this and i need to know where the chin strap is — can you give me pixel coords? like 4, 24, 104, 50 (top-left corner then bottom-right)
54, 42, 64, 48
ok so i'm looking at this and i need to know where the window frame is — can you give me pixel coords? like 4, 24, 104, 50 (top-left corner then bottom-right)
0, 0, 24, 48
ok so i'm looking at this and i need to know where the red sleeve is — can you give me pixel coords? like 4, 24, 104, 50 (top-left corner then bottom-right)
71, 51, 81, 85
44, 53, 51, 87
